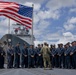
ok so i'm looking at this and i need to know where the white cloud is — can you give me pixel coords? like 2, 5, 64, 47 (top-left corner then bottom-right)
33, 20, 50, 40
63, 32, 73, 37
0, 18, 8, 28
37, 10, 60, 20
0, 18, 8, 37
38, 20, 50, 30
43, 33, 61, 41
34, 12, 40, 25
64, 24, 75, 30
33, 10, 60, 40
0, 28, 8, 35
46, 0, 76, 11
56, 32, 75, 45
5, 0, 44, 4
33, 9, 60, 40
24, 2, 33, 7
34, 32, 76, 47
0, 17, 17, 38
64, 17, 76, 30
70, 8, 76, 13
34, 32, 62, 47
68, 17, 76, 24
23, 0, 45, 3
24, 2, 41, 11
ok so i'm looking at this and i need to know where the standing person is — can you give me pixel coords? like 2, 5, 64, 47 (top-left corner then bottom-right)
34, 47, 38, 68
51, 45, 57, 68
63, 45, 67, 68
14, 42, 21, 68
7, 45, 14, 68
40, 44, 44, 67
50, 45, 54, 65
0, 43, 5, 69
11, 46, 14, 68
70, 41, 76, 69
73, 41, 76, 69
41, 42, 52, 70
47, 44, 52, 68
54, 46, 59, 68
57, 43, 65, 68
3, 41, 8, 64
21, 44, 28, 68
64, 43, 71, 69
36, 44, 42, 68
28, 45, 35, 68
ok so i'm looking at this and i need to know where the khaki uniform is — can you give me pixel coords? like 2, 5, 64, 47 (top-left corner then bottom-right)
3, 45, 8, 63
41, 46, 51, 69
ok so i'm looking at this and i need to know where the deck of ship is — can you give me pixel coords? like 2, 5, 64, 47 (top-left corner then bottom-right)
0, 68, 76, 75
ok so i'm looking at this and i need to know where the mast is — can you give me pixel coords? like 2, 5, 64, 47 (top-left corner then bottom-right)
8, 18, 10, 34
31, 4, 34, 45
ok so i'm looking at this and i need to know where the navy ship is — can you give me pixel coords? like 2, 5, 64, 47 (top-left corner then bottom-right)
0, 23, 35, 49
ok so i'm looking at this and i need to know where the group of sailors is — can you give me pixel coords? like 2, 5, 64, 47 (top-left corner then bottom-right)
0, 41, 76, 69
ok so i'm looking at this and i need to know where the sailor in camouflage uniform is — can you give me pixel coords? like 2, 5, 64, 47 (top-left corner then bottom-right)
41, 42, 52, 70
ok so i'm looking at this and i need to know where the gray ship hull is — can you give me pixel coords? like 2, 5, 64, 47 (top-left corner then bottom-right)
1, 34, 30, 49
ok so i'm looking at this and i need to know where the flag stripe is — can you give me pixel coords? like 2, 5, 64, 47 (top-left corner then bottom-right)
3, 14, 32, 28
0, 5, 19, 9
0, 5, 19, 8
0, 9, 32, 25
5, 14, 32, 27
4, 15, 32, 29
0, 12, 32, 26
0, 7, 19, 12
0, 1, 19, 6
0, 13, 32, 28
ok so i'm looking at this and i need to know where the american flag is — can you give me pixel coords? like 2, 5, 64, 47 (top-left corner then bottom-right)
0, 1, 33, 29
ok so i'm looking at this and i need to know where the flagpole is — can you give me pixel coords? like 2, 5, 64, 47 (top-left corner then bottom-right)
7, 18, 10, 45
31, 4, 34, 45
8, 18, 10, 34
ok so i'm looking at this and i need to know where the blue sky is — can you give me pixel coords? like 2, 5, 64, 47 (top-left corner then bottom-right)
0, 0, 76, 46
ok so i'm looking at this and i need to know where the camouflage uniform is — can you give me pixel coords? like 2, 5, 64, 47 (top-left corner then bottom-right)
41, 45, 52, 69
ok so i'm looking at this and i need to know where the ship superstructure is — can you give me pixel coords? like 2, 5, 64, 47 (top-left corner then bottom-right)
0, 23, 35, 49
